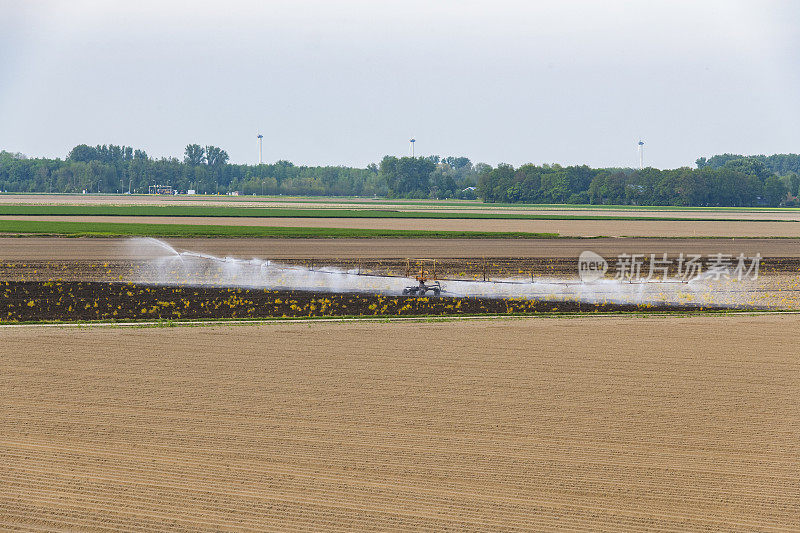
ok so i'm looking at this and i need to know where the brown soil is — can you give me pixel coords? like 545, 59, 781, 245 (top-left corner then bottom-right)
4, 214, 800, 237
1, 316, 798, 530
4, 236, 800, 260
3, 256, 800, 283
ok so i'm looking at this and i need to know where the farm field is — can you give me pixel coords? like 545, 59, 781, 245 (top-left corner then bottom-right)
3, 194, 800, 220
0, 219, 555, 240
3, 281, 720, 322
3, 215, 800, 237
7, 2, 799, 531
1, 316, 798, 530
3, 236, 800, 260
0, 204, 793, 222
4, 236, 799, 312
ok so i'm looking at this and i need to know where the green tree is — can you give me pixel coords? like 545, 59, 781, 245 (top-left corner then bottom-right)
68, 144, 98, 162
788, 173, 800, 197
763, 176, 787, 206
722, 157, 771, 181
184, 144, 206, 166
205, 145, 229, 168
378, 156, 435, 198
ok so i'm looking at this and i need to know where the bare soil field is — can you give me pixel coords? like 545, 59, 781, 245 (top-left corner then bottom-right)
4, 214, 800, 237
3, 194, 800, 220
1, 316, 798, 530
4, 236, 800, 261
5, 256, 799, 283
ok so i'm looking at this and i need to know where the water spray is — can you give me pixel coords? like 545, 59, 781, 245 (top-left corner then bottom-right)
126, 238, 762, 308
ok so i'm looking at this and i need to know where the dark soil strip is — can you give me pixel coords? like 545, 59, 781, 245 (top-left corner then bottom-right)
0, 281, 738, 323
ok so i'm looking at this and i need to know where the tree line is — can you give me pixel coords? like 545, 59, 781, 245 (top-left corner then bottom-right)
0, 144, 387, 197
1, 144, 799, 206
477, 161, 799, 207
696, 153, 800, 176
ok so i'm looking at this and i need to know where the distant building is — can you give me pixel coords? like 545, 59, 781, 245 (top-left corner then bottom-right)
148, 185, 173, 195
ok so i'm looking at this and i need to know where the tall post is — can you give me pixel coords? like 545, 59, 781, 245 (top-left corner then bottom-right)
409, 138, 415, 157
257, 134, 264, 165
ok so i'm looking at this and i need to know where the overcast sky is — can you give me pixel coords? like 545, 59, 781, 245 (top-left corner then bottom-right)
1, 0, 799, 169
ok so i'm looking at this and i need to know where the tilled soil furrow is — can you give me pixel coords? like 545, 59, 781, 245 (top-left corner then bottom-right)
2, 443, 798, 507
3, 412, 797, 467
1, 317, 798, 530
2, 461, 797, 530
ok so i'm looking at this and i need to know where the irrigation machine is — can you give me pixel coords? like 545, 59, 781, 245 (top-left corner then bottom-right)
402, 261, 442, 296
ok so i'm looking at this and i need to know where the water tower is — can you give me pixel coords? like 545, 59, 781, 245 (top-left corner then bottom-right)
637, 139, 645, 170
257, 133, 264, 164
409, 138, 416, 157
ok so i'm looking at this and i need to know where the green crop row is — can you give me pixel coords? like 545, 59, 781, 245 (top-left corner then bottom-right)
0, 219, 559, 239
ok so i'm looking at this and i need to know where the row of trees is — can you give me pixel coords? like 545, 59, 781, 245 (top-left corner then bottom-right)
378, 155, 479, 199
0, 145, 388, 196
696, 153, 800, 176
1, 145, 799, 206
477, 160, 799, 207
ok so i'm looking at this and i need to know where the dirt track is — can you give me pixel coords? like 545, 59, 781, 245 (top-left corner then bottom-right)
3, 236, 800, 260
1, 316, 798, 530
4, 214, 800, 237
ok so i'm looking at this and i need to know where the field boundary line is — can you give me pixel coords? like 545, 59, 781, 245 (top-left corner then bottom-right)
1, 310, 797, 329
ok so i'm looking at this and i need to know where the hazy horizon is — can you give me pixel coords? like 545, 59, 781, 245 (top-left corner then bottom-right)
2, 1, 799, 169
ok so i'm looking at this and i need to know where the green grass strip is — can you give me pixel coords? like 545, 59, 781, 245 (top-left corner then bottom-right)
0, 204, 788, 222
0, 219, 559, 239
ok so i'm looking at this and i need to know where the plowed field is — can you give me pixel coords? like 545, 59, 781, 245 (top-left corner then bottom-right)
1, 316, 798, 530
4, 214, 800, 237
4, 236, 800, 260
4, 194, 800, 221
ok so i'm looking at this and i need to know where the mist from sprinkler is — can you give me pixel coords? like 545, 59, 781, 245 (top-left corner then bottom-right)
126, 238, 758, 308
